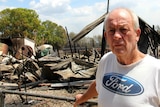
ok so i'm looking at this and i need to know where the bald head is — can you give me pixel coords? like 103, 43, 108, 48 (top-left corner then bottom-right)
104, 8, 140, 31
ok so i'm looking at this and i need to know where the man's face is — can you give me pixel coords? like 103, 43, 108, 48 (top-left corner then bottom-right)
104, 9, 140, 57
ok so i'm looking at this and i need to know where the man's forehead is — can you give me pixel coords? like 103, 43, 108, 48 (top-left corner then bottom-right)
108, 9, 132, 21
106, 18, 131, 26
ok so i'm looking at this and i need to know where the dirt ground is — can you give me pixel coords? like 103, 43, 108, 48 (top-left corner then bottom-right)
3, 85, 98, 107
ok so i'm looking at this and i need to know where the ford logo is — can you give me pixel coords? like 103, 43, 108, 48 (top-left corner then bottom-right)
103, 73, 144, 96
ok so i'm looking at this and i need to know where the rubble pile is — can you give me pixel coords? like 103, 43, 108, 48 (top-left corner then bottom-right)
0, 47, 99, 106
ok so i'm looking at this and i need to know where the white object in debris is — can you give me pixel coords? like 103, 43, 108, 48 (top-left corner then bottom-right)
1, 55, 17, 65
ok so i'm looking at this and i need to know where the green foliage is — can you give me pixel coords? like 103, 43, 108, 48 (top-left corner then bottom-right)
37, 20, 67, 49
0, 8, 41, 39
0, 8, 67, 49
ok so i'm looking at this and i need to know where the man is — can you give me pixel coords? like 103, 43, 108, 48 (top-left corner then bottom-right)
74, 7, 160, 107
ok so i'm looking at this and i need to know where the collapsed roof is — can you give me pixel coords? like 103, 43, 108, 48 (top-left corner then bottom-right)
71, 12, 160, 58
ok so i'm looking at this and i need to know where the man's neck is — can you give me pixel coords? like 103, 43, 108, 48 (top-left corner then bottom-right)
116, 51, 146, 65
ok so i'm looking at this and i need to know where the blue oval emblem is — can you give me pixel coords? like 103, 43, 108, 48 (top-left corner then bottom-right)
103, 73, 144, 96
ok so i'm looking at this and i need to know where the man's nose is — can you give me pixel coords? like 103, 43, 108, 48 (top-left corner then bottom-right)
113, 31, 122, 40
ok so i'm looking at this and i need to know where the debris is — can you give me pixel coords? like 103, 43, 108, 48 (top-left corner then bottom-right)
73, 57, 96, 68
50, 80, 94, 88
50, 58, 72, 71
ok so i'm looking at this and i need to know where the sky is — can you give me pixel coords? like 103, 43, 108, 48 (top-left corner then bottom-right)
0, 0, 160, 37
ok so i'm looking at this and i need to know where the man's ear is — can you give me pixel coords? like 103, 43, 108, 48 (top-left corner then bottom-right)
136, 28, 141, 42
104, 31, 107, 39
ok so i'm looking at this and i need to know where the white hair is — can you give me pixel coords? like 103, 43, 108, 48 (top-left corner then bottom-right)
104, 8, 140, 31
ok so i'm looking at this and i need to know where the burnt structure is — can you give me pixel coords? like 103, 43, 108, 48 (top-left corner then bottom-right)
138, 18, 160, 58
71, 13, 160, 58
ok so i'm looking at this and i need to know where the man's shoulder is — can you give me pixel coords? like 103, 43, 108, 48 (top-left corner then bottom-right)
102, 51, 114, 58
100, 51, 115, 62
145, 54, 160, 66
145, 54, 160, 61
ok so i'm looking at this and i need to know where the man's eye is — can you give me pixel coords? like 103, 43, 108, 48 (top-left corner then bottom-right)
108, 30, 115, 35
120, 28, 128, 34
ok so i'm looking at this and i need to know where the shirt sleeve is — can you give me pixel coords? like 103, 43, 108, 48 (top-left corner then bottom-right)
95, 53, 108, 93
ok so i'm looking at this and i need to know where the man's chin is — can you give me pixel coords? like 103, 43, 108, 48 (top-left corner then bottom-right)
113, 50, 126, 56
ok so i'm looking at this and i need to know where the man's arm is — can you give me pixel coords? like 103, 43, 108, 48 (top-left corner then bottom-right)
74, 80, 98, 107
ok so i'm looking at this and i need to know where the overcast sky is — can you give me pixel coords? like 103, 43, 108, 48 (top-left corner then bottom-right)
0, 0, 160, 37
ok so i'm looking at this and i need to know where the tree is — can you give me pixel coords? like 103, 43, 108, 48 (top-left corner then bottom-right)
69, 32, 76, 39
40, 20, 67, 49
0, 8, 67, 49
0, 8, 41, 39
93, 35, 102, 47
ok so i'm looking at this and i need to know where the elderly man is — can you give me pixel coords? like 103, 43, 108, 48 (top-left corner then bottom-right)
74, 8, 160, 107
